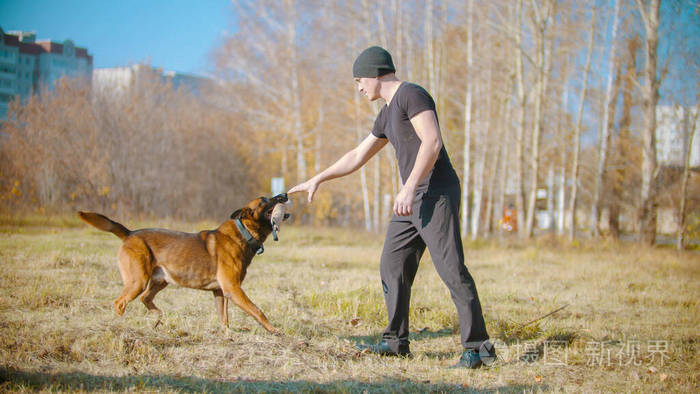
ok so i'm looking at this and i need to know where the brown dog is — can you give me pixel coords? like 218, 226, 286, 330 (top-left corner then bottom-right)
78, 194, 290, 333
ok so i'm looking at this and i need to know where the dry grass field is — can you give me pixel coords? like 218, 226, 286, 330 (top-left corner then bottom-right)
0, 214, 698, 392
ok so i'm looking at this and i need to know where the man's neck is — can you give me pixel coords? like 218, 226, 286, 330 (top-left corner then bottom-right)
379, 76, 403, 105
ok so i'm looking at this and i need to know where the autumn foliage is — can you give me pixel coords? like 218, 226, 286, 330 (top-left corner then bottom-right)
0, 76, 258, 221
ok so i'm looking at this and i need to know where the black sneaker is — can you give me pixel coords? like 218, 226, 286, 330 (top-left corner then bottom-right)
451, 349, 482, 369
356, 340, 411, 357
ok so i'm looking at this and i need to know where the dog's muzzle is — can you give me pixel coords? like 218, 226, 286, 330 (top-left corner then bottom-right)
272, 193, 288, 203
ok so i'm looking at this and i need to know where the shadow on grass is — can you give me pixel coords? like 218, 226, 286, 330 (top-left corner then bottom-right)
345, 328, 455, 347
421, 351, 459, 360
343, 329, 461, 361
0, 366, 545, 393
410, 328, 455, 341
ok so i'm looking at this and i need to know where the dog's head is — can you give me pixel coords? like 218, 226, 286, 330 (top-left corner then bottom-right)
230, 194, 290, 240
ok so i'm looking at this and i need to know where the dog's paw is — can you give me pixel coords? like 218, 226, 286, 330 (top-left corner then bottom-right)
269, 328, 283, 337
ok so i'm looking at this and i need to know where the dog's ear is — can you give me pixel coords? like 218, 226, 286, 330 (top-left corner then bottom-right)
230, 208, 252, 219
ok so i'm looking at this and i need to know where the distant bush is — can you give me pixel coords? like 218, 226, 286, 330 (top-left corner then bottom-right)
0, 76, 258, 220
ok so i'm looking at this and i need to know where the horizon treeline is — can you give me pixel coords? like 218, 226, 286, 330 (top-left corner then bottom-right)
1, 0, 698, 247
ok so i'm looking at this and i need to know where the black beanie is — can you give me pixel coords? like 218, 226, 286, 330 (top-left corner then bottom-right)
353, 46, 396, 78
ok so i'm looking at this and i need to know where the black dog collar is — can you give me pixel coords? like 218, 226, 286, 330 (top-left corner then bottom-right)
234, 218, 264, 255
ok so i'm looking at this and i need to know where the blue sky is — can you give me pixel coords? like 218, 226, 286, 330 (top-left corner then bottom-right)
0, 0, 234, 76
0, 0, 696, 102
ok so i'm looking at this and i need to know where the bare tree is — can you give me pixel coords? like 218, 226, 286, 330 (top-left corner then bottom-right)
471, 79, 486, 240
568, 5, 597, 241
354, 86, 372, 231
514, 0, 528, 238
524, 0, 556, 238
635, 0, 661, 245
556, 81, 570, 236
461, 0, 474, 236
609, 36, 642, 239
485, 71, 509, 236
285, 0, 307, 184
1, 73, 255, 220
677, 105, 699, 250
496, 79, 514, 237
5, 0, 697, 236
591, 0, 621, 237
425, 0, 436, 95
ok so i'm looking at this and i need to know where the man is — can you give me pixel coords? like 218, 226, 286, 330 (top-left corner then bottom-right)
288, 46, 495, 369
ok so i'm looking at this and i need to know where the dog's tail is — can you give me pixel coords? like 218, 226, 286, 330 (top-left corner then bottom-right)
77, 211, 131, 240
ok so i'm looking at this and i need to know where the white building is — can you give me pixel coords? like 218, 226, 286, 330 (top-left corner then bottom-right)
656, 105, 699, 168
93, 64, 209, 98
92, 64, 162, 97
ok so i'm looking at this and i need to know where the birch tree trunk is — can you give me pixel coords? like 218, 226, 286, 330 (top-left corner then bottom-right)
610, 37, 640, 239
677, 107, 698, 250
591, 0, 620, 237
600, 56, 623, 234
484, 154, 497, 236
282, 140, 288, 181
514, 0, 527, 238
314, 105, 323, 174
497, 84, 513, 237
394, 0, 402, 67
425, 0, 436, 94
485, 82, 506, 236
437, 0, 448, 141
546, 167, 554, 232
471, 81, 485, 240
361, 0, 386, 232
373, 157, 380, 232
525, 0, 555, 238
556, 83, 569, 235
568, 5, 597, 241
389, 0, 402, 203
286, 0, 306, 185
636, 0, 661, 245
354, 88, 372, 231
461, 0, 474, 236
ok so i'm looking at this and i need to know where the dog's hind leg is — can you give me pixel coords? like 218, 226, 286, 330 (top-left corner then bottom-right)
141, 274, 168, 328
114, 281, 147, 317
113, 238, 151, 317
213, 289, 228, 328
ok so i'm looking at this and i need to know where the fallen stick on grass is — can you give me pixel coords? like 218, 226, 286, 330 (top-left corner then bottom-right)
506, 304, 570, 336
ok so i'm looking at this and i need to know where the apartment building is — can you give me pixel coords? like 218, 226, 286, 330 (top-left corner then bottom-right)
0, 26, 93, 118
93, 64, 209, 98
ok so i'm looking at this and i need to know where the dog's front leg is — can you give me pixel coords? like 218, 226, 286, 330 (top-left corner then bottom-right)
221, 283, 279, 335
213, 289, 229, 328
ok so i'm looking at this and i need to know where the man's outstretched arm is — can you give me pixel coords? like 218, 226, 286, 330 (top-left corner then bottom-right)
288, 134, 387, 203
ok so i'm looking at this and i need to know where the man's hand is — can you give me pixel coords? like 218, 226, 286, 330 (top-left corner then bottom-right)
288, 178, 320, 203
393, 185, 416, 216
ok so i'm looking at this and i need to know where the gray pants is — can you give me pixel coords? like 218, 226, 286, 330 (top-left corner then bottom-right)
380, 187, 489, 351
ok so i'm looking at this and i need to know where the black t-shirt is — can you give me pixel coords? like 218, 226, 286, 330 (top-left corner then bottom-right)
371, 82, 459, 194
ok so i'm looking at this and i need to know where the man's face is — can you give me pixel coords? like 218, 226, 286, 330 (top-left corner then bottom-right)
355, 77, 380, 101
